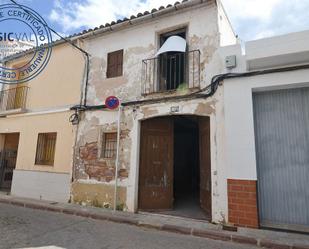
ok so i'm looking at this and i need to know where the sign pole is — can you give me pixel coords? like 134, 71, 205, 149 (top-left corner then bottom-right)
113, 104, 122, 211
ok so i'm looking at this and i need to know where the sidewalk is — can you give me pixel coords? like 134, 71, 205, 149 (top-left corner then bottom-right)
0, 194, 308, 249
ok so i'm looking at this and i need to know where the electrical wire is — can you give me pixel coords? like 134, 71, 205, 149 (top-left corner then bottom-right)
8, 0, 91, 119
9, 0, 89, 56
71, 63, 309, 112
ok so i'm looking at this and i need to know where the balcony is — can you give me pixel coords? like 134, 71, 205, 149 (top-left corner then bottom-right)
0, 86, 29, 116
141, 50, 201, 95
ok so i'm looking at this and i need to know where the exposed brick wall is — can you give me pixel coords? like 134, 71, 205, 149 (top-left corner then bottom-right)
79, 142, 129, 182
227, 179, 259, 229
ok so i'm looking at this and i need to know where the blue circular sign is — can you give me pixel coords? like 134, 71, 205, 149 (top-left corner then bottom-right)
0, 4, 52, 84
105, 96, 120, 110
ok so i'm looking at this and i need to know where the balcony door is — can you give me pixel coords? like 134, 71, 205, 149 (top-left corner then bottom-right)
158, 29, 187, 91
13, 84, 27, 109
12, 66, 27, 109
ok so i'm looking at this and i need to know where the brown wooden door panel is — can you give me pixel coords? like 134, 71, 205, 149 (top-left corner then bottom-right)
0, 133, 19, 190
199, 117, 211, 218
139, 118, 173, 210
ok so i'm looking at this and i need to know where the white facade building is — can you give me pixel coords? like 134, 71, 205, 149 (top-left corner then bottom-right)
222, 30, 309, 232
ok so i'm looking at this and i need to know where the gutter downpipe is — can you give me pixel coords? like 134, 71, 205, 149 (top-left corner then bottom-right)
113, 104, 123, 211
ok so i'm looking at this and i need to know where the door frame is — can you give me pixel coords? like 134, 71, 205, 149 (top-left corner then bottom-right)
136, 114, 212, 220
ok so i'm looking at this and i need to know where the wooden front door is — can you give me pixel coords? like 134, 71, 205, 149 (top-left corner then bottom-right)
199, 117, 211, 218
0, 133, 19, 190
138, 118, 174, 210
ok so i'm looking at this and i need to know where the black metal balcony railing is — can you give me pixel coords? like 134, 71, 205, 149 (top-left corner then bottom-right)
0, 86, 29, 112
141, 50, 201, 95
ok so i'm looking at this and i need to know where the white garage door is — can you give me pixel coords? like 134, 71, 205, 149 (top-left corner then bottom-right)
253, 87, 309, 232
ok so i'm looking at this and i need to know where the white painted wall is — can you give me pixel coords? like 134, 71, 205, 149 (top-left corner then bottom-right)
217, 0, 237, 46
11, 170, 71, 203
222, 30, 309, 181
246, 30, 309, 70
224, 69, 309, 181
217, 31, 309, 223
246, 30, 309, 60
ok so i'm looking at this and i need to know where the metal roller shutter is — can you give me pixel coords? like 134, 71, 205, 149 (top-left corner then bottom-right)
253, 87, 309, 232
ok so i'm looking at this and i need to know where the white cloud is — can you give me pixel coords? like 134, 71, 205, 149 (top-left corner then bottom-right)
221, 0, 309, 40
221, 0, 281, 20
49, 0, 309, 41
49, 0, 176, 33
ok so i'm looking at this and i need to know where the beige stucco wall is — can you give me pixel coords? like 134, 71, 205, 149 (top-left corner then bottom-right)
1, 43, 85, 174
0, 111, 75, 173
5, 43, 84, 110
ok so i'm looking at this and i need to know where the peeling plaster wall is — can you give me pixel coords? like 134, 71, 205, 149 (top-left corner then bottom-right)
73, 110, 132, 209
73, 2, 229, 223
74, 93, 227, 222
84, 2, 221, 105
123, 88, 227, 223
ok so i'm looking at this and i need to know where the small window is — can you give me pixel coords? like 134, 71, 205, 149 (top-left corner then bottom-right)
35, 133, 57, 166
101, 132, 117, 158
107, 49, 123, 78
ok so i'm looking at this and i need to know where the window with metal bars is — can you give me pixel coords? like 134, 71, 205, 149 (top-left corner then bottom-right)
35, 133, 57, 166
101, 132, 117, 159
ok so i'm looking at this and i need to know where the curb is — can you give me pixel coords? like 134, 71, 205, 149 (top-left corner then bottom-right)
1, 197, 309, 249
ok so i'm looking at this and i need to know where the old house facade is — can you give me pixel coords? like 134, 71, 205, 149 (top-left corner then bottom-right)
71, 0, 237, 224
0, 0, 307, 233
0, 42, 85, 202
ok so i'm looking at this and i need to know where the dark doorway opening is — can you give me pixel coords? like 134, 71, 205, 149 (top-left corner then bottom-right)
138, 116, 211, 221
0, 133, 19, 192
171, 116, 206, 219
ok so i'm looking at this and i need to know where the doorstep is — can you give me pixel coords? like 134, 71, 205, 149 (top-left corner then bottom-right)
0, 194, 309, 249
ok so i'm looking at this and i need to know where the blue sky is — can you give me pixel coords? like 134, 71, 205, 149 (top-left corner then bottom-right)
1, 0, 309, 42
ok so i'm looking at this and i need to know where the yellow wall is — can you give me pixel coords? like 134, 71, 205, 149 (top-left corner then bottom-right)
0, 43, 85, 174
6, 43, 84, 109
0, 111, 75, 173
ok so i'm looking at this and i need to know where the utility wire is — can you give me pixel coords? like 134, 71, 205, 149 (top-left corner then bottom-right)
8, 0, 89, 56
8, 0, 91, 106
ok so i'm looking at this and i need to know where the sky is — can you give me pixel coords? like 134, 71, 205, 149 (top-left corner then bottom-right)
1, 0, 309, 42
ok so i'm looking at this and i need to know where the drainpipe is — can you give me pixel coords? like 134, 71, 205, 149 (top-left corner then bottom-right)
113, 104, 123, 211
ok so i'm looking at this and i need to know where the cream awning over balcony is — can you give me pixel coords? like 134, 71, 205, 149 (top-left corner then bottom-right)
155, 36, 187, 57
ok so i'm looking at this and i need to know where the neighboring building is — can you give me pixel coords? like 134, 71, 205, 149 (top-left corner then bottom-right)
0, 39, 35, 92
0, 39, 35, 61
221, 30, 309, 232
71, 0, 237, 225
0, 42, 85, 202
